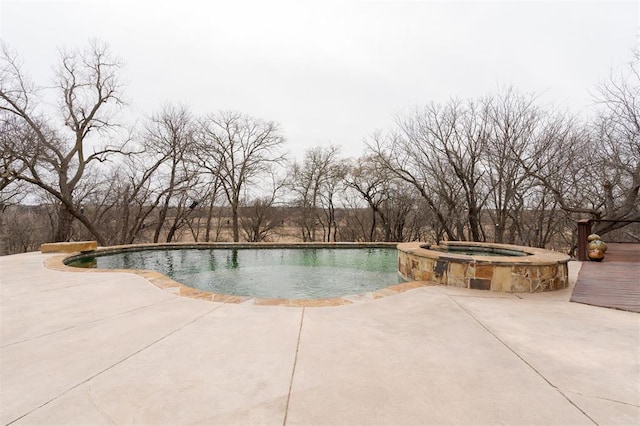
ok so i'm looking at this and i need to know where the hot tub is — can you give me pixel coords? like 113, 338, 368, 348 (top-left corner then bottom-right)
397, 241, 570, 293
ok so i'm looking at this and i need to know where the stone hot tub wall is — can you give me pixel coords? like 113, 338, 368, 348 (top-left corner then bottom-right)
397, 241, 570, 293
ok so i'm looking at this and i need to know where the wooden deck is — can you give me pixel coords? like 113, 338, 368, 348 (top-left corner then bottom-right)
571, 243, 640, 313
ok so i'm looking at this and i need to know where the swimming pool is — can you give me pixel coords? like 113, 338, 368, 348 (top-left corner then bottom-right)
66, 245, 403, 299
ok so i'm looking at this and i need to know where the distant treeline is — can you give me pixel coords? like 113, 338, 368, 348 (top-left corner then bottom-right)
1, 42, 638, 255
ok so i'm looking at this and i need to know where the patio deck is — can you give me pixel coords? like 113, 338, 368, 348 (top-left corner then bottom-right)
571, 243, 640, 313
1, 251, 638, 425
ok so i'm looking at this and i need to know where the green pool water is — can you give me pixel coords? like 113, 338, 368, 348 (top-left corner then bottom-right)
67, 248, 402, 299
425, 245, 527, 257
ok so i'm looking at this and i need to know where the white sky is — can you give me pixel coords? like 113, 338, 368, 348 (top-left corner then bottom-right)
1, 0, 638, 160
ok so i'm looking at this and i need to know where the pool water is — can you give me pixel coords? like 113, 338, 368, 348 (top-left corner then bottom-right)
67, 248, 402, 299
425, 246, 527, 257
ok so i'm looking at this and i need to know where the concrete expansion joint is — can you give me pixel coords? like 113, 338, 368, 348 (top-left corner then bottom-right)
568, 391, 640, 409
447, 295, 599, 425
9, 281, 93, 299
0, 298, 176, 350
4, 303, 225, 426
448, 294, 518, 300
283, 307, 305, 426
87, 390, 117, 426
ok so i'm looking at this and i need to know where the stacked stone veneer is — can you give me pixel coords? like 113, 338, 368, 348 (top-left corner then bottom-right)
398, 242, 570, 293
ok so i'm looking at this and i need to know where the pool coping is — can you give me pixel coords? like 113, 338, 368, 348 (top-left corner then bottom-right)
43, 242, 434, 307
398, 241, 571, 265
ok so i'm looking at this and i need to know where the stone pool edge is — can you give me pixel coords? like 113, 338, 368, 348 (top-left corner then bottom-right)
43, 242, 434, 308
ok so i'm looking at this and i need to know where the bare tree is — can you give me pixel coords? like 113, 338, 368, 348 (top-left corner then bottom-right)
317, 156, 348, 242
482, 89, 542, 243
367, 98, 490, 242
518, 52, 639, 238
140, 105, 198, 242
109, 154, 167, 245
345, 155, 417, 241
590, 51, 640, 234
195, 111, 286, 242
398, 100, 489, 241
0, 116, 31, 254
194, 180, 224, 242
2, 205, 52, 253
240, 176, 286, 242
368, 92, 586, 246
345, 155, 389, 241
0, 40, 125, 244
289, 145, 342, 241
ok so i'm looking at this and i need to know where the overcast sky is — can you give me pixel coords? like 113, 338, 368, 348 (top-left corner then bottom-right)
1, 0, 638, 160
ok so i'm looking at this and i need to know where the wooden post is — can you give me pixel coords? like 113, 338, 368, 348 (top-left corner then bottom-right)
577, 219, 591, 261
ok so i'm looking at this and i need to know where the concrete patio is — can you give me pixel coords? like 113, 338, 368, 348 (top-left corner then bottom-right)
1, 251, 639, 425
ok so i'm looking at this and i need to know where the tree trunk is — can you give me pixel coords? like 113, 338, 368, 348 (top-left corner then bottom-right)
231, 203, 240, 242
0, 207, 8, 255
205, 199, 215, 242
54, 206, 74, 242
369, 208, 377, 242
118, 188, 131, 245
166, 222, 178, 243
468, 205, 482, 242
153, 199, 170, 243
